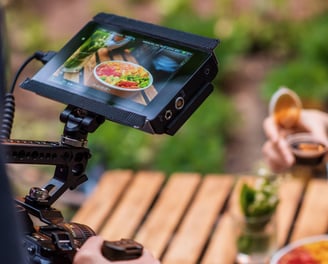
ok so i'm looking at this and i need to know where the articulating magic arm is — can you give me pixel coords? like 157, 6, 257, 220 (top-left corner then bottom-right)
1, 105, 105, 224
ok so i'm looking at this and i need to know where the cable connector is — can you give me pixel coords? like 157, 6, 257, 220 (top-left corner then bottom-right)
34, 50, 57, 64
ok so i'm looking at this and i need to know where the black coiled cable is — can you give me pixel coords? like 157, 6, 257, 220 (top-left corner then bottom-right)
0, 93, 15, 139
0, 50, 56, 139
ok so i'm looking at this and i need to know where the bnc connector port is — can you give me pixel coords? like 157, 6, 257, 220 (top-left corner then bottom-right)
175, 97, 185, 110
164, 110, 173, 120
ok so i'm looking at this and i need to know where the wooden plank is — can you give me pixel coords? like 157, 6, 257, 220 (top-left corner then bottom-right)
276, 176, 305, 246
201, 176, 248, 264
71, 170, 133, 232
201, 213, 237, 264
135, 173, 201, 259
100, 171, 165, 240
162, 175, 234, 264
291, 178, 328, 241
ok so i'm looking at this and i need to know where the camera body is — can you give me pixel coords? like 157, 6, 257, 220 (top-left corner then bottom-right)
23, 223, 95, 264
20, 212, 143, 264
18, 205, 95, 264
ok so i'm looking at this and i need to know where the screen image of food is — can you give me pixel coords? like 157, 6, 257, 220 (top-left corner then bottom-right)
50, 27, 193, 106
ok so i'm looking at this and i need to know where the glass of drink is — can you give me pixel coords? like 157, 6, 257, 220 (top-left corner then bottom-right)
234, 213, 277, 264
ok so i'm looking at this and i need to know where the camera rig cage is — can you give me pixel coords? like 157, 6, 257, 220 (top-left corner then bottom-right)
2, 11, 219, 222
2, 107, 145, 262
0, 12, 219, 262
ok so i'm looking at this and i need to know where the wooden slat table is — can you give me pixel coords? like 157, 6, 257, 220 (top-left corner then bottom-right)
72, 170, 328, 264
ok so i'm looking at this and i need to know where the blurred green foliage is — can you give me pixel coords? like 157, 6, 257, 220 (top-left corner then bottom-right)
261, 13, 328, 107
88, 91, 236, 174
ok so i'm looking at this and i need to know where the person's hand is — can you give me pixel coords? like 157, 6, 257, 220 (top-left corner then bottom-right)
262, 109, 328, 172
73, 236, 161, 264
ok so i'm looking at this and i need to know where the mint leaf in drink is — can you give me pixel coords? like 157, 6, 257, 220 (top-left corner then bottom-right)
240, 177, 279, 218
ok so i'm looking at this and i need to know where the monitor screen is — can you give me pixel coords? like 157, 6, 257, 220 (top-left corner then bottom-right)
50, 26, 193, 108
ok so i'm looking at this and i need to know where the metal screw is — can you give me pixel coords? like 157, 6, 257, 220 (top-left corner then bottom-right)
29, 187, 49, 201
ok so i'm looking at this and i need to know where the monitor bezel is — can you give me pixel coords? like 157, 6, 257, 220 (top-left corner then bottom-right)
21, 13, 219, 134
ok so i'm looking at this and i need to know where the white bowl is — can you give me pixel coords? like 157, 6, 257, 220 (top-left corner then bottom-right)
93, 60, 153, 92
271, 235, 328, 263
